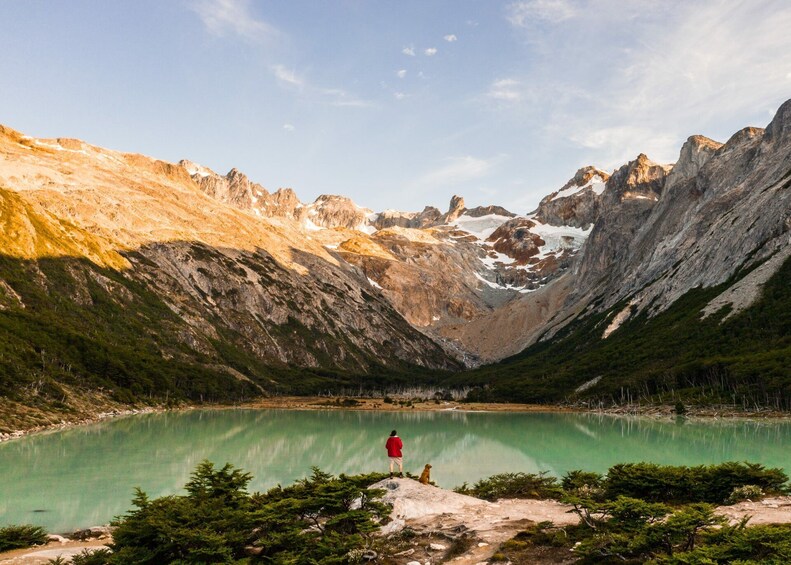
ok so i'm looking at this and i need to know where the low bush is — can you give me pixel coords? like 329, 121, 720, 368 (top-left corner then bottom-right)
728, 484, 765, 504
604, 461, 787, 504
108, 461, 390, 564
562, 470, 605, 500
454, 471, 563, 501
0, 524, 47, 552
69, 548, 114, 565
654, 522, 791, 564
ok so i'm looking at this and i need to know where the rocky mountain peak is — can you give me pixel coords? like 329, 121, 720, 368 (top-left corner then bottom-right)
305, 194, 372, 230
571, 166, 610, 186
664, 135, 723, 190
720, 127, 765, 151
534, 166, 609, 229
464, 205, 516, 218
606, 154, 669, 203
444, 195, 466, 223
764, 98, 791, 144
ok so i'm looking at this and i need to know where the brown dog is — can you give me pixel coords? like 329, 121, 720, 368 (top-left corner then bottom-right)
418, 464, 432, 485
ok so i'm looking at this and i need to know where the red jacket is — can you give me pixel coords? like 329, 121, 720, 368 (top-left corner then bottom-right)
385, 436, 403, 457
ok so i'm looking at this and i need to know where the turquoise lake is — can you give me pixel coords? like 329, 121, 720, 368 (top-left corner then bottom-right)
1, 409, 790, 532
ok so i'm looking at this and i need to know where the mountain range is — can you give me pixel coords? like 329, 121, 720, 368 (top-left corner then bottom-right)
1, 98, 790, 427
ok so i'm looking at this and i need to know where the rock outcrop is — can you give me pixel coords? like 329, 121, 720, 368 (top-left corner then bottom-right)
534, 166, 609, 229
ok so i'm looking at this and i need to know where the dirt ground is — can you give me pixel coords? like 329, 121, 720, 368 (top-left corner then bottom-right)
0, 540, 108, 565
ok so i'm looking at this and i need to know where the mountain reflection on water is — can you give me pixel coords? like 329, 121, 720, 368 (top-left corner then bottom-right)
1, 409, 789, 531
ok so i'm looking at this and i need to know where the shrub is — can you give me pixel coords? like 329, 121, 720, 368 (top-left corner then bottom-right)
656, 522, 791, 564
70, 548, 113, 565
573, 501, 726, 561
562, 470, 605, 498
110, 461, 389, 564
454, 472, 563, 501
604, 462, 788, 504
727, 484, 764, 504
0, 524, 48, 552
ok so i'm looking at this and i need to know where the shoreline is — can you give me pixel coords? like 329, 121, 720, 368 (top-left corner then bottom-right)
2, 396, 790, 444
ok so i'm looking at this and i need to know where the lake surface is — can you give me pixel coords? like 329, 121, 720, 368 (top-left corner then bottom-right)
1, 409, 790, 532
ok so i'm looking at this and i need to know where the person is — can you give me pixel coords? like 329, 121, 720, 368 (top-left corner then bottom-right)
385, 429, 403, 478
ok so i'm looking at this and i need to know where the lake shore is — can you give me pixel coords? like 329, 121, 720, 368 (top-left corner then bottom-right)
2, 395, 789, 444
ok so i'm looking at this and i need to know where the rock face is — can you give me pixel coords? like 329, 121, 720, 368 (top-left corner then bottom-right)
534, 166, 609, 228
302, 194, 371, 231
575, 109, 790, 319
0, 127, 458, 384
574, 154, 670, 288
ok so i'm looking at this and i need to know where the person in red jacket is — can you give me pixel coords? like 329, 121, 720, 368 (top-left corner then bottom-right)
385, 429, 403, 478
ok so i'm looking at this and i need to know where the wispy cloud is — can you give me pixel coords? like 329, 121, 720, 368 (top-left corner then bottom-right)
571, 0, 791, 166
488, 79, 522, 102
272, 65, 303, 88
507, 0, 577, 26
396, 69, 407, 79
320, 88, 373, 108
500, 0, 791, 169
402, 46, 416, 56
192, 0, 279, 41
443, 34, 458, 42
417, 155, 502, 187
424, 47, 438, 56
394, 92, 406, 100
271, 65, 373, 108
282, 123, 295, 132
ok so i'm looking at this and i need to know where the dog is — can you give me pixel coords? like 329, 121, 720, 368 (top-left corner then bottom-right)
418, 464, 432, 485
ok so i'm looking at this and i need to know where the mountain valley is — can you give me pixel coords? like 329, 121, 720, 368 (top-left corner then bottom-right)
1, 99, 790, 426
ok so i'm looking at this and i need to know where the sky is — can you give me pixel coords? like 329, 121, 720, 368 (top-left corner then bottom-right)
1, 0, 790, 214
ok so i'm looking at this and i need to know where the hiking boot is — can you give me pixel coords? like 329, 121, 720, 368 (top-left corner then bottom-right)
390, 472, 393, 478
398, 472, 403, 478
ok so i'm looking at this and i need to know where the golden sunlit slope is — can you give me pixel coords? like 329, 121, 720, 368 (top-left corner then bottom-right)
0, 124, 335, 273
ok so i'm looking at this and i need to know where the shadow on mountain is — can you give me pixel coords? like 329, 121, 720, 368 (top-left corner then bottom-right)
0, 239, 458, 418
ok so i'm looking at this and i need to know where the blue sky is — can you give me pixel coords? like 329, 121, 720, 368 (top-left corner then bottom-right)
2, 1, 790, 213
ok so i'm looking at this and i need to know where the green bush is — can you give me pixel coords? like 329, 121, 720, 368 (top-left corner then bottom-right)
727, 484, 765, 504
454, 471, 563, 501
573, 501, 726, 562
69, 548, 113, 565
604, 462, 788, 504
0, 524, 48, 552
110, 461, 390, 564
562, 470, 605, 493
655, 522, 791, 564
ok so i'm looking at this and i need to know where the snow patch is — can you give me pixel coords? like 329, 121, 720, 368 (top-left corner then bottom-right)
474, 272, 535, 294
451, 213, 512, 240
550, 175, 607, 202
303, 218, 325, 231
529, 219, 592, 260
367, 277, 383, 289
480, 250, 516, 269
357, 222, 377, 235
185, 162, 213, 178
